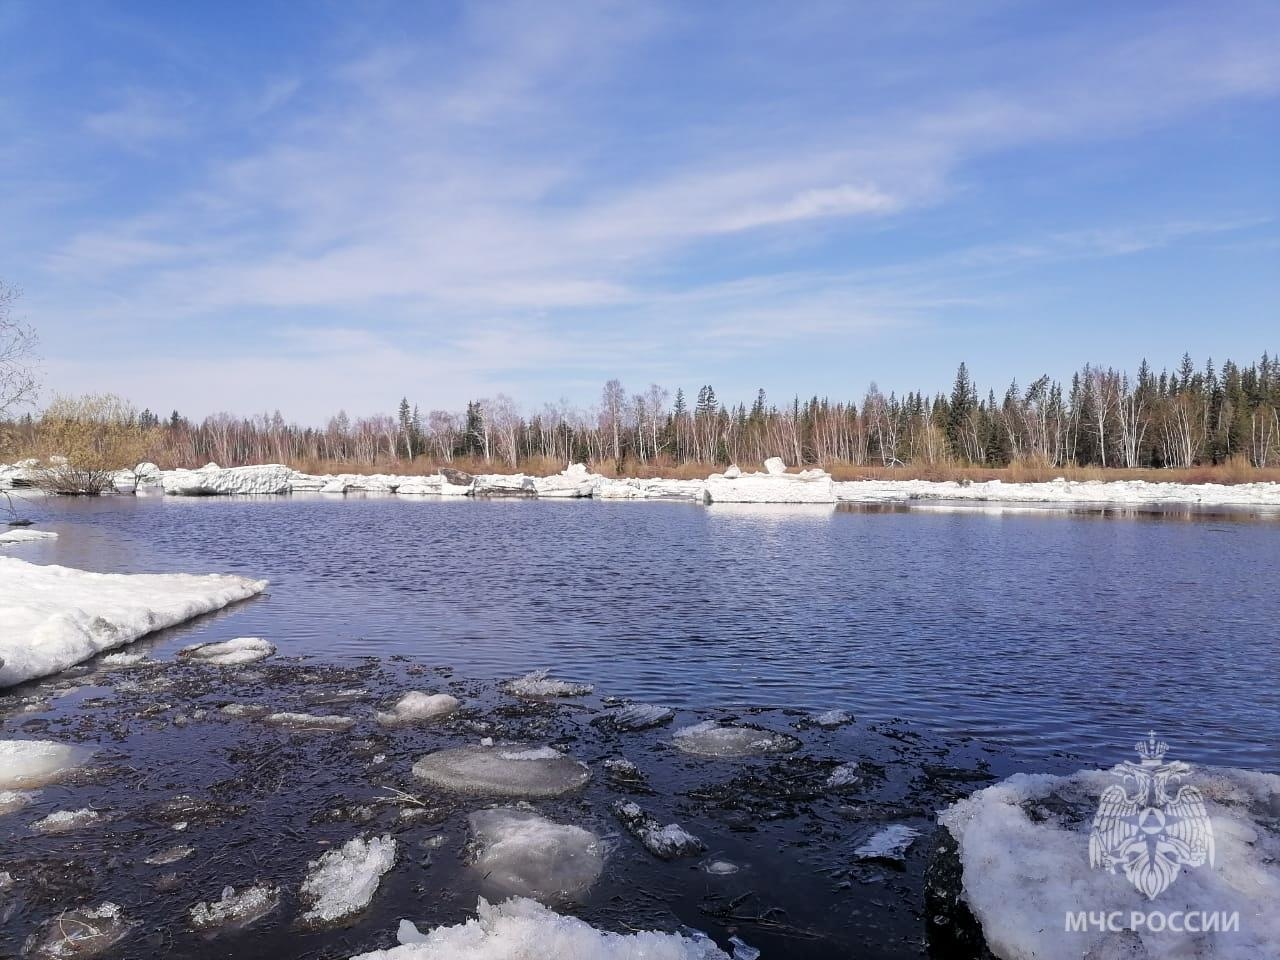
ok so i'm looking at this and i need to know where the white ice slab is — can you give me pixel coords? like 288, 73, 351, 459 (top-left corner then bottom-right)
0, 558, 267, 687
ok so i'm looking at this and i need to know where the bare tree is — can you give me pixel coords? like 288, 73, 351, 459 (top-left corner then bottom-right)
0, 281, 37, 418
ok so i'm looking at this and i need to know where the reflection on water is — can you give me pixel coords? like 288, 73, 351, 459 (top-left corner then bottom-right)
12, 494, 1280, 770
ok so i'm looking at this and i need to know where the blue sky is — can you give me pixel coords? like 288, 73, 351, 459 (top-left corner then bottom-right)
2, 0, 1277, 421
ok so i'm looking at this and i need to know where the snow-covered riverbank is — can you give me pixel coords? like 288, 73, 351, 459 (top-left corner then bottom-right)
0, 558, 267, 688
5, 456, 1280, 507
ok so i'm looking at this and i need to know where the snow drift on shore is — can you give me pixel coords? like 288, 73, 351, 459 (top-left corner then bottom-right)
940, 765, 1280, 960
0, 558, 267, 687
350, 896, 731, 960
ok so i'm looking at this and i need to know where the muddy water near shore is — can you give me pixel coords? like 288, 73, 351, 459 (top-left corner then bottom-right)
1, 648, 1035, 959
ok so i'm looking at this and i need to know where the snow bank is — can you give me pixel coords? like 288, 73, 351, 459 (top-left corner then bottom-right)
300, 834, 398, 925
395, 476, 443, 496
671, 721, 801, 758
939, 765, 1280, 960
532, 463, 599, 498
350, 897, 731, 960
0, 529, 56, 545
179, 636, 275, 666
705, 463, 836, 504
376, 691, 460, 725
474, 474, 537, 496
594, 477, 707, 500
161, 463, 295, 496
468, 808, 604, 901
0, 739, 93, 789
413, 745, 591, 798
0, 558, 267, 687
0, 459, 39, 489
833, 477, 1280, 508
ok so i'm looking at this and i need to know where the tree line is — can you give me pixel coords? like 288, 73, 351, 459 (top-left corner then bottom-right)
6, 352, 1278, 474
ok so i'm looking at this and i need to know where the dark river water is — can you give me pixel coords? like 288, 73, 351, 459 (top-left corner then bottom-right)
2, 494, 1278, 960
15, 494, 1280, 770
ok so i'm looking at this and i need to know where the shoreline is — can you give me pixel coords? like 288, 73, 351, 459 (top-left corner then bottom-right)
6, 458, 1280, 508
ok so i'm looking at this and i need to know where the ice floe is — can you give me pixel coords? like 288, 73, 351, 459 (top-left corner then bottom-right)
189, 884, 281, 933
0, 790, 36, 815
612, 801, 705, 860
0, 558, 267, 687
671, 721, 801, 759
350, 896, 731, 960
938, 765, 1280, 960
179, 636, 275, 666
413, 745, 591, 798
265, 711, 355, 732
601, 703, 676, 731
97, 651, 147, 667
467, 807, 604, 902
145, 845, 195, 866
32, 807, 102, 834
376, 691, 460, 725
853, 824, 919, 862
825, 762, 862, 788
0, 739, 93, 789
501, 669, 593, 699
0, 528, 56, 545
808, 709, 852, 728
24, 902, 132, 958
300, 834, 398, 925
532, 463, 599, 498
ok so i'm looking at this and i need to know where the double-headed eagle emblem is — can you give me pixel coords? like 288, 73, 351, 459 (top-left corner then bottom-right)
1089, 732, 1214, 900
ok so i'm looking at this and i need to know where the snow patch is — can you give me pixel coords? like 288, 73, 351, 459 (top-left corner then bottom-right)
940, 765, 1280, 960
349, 897, 731, 960
0, 558, 267, 687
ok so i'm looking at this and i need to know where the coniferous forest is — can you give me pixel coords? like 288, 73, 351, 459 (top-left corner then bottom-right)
4, 353, 1280, 476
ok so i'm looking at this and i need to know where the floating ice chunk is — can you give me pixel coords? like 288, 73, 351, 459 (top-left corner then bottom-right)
265, 712, 355, 732
854, 824, 919, 862
467, 808, 604, 902
0, 870, 11, 892
939, 765, 1280, 960
32, 807, 102, 834
413, 745, 590, 798
604, 703, 676, 731
376, 692, 459, 725
145, 845, 195, 866
0, 739, 93, 789
502, 669, 593, 698
98, 651, 146, 667
701, 859, 740, 876
826, 763, 862, 788
25, 902, 132, 958
612, 801, 705, 860
603, 757, 645, 786
0, 529, 56, 545
349, 896, 732, 960
0, 790, 36, 815
179, 637, 275, 667
189, 884, 280, 933
671, 721, 801, 759
809, 709, 852, 728
0, 558, 268, 687
219, 703, 268, 718
300, 834, 398, 926
729, 936, 760, 960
